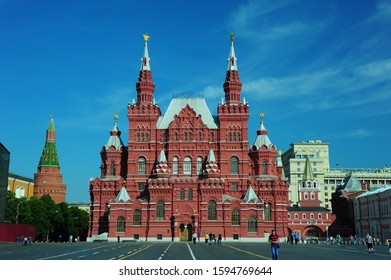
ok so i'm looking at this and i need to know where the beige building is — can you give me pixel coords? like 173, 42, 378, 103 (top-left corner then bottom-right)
282, 140, 391, 209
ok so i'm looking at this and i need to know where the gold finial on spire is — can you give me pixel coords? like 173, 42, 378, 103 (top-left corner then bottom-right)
259, 112, 264, 119
143, 33, 150, 42
114, 112, 119, 120
49, 114, 54, 119
278, 150, 282, 156
230, 32, 234, 42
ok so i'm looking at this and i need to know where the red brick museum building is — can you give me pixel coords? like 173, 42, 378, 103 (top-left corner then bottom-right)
88, 34, 289, 242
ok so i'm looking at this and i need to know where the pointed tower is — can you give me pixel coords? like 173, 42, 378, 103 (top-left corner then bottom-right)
249, 113, 278, 176
127, 34, 162, 181
34, 116, 67, 203
136, 33, 155, 105
204, 149, 220, 178
223, 32, 242, 105
297, 152, 321, 207
218, 33, 250, 177
100, 113, 127, 178
153, 150, 171, 178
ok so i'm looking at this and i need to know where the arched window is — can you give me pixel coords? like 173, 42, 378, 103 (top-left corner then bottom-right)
197, 156, 203, 175
311, 192, 315, 200
248, 216, 257, 232
233, 132, 237, 142
188, 188, 193, 200
228, 132, 232, 142
138, 157, 146, 174
136, 133, 140, 142
262, 161, 267, 175
230, 156, 239, 174
310, 213, 314, 219
304, 192, 309, 200
303, 213, 307, 219
264, 203, 271, 221
232, 209, 240, 225
184, 132, 188, 141
174, 132, 178, 141
180, 188, 185, 200
156, 200, 164, 220
16, 186, 21, 198
133, 210, 141, 225
172, 157, 179, 174
237, 132, 241, 142
116, 216, 125, 232
197, 132, 202, 141
145, 133, 149, 142
110, 162, 115, 175
208, 200, 216, 220
141, 132, 145, 142
184, 157, 192, 175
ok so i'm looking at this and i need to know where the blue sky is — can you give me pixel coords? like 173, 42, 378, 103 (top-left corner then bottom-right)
1, 0, 390, 203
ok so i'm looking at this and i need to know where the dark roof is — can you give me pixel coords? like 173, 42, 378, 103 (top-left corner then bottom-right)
288, 206, 331, 212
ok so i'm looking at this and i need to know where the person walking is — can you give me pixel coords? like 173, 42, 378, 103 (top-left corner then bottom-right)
205, 233, 209, 244
218, 233, 222, 245
365, 233, 374, 253
268, 230, 280, 260
192, 232, 197, 245
387, 235, 391, 253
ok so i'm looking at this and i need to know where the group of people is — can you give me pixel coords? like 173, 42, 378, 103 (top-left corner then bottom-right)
16, 236, 32, 245
287, 232, 300, 245
365, 233, 391, 254
203, 233, 222, 245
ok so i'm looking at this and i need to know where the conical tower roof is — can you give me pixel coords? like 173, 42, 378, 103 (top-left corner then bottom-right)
303, 152, 315, 181
38, 116, 59, 167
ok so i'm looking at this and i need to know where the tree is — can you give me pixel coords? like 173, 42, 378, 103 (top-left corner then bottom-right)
4, 192, 90, 242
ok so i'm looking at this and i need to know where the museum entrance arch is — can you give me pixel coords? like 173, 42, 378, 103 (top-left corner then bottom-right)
179, 223, 193, 241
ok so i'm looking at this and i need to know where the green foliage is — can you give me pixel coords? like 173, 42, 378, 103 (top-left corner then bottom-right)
5, 192, 89, 242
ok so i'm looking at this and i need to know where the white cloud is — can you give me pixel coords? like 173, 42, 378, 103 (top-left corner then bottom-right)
369, 1, 391, 22
329, 128, 373, 139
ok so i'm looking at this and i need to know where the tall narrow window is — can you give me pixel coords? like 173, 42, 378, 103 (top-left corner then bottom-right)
138, 157, 146, 174
184, 157, 192, 175
248, 216, 257, 232
232, 209, 240, 225
110, 162, 115, 175
180, 188, 185, 200
133, 210, 141, 225
197, 132, 202, 141
210, 132, 215, 142
208, 200, 217, 220
116, 216, 125, 232
197, 156, 203, 175
264, 203, 271, 221
230, 156, 239, 174
172, 157, 179, 174
262, 161, 267, 175
228, 132, 232, 142
156, 200, 164, 220
188, 188, 193, 200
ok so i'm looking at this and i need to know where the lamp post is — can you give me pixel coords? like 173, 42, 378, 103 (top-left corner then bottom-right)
16, 201, 25, 224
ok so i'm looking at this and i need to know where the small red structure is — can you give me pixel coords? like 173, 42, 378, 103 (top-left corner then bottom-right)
0, 223, 35, 242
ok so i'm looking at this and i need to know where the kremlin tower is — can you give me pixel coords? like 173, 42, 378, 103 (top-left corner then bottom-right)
34, 116, 67, 203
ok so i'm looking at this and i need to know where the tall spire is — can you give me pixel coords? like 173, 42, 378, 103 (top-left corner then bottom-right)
38, 115, 59, 167
136, 33, 155, 105
303, 151, 315, 181
223, 32, 242, 105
